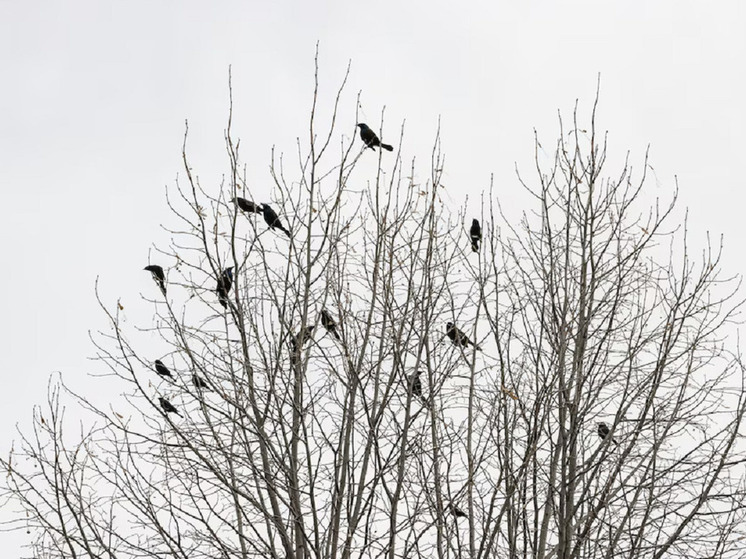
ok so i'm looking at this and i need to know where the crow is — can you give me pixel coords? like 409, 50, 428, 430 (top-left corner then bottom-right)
357, 123, 393, 152
262, 204, 291, 237
320, 309, 341, 340
192, 374, 209, 390
291, 325, 316, 353
470, 219, 482, 252
216, 267, 234, 309
446, 322, 481, 351
448, 503, 468, 519
159, 396, 182, 417
410, 370, 423, 398
233, 197, 262, 214
154, 360, 173, 379
597, 422, 618, 444
144, 265, 166, 295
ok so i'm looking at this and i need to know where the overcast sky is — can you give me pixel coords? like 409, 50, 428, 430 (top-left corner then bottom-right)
1, 0, 745, 554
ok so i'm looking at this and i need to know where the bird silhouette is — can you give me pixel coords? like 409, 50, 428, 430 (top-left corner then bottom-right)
233, 197, 262, 214
216, 267, 234, 309
192, 374, 209, 390
408, 370, 431, 408
159, 396, 182, 417
154, 360, 173, 379
357, 123, 393, 152
470, 219, 482, 252
291, 325, 316, 353
144, 265, 166, 295
597, 422, 618, 444
448, 503, 468, 519
446, 322, 481, 351
262, 204, 291, 237
320, 309, 341, 340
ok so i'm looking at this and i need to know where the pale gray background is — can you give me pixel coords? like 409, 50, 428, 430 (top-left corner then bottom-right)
1, 0, 744, 554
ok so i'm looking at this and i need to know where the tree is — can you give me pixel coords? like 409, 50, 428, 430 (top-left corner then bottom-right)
4, 62, 746, 559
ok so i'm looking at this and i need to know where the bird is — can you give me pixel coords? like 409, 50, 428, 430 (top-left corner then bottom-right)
357, 123, 394, 152
144, 265, 166, 295
233, 197, 262, 214
469, 219, 482, 252
410, 371, 423, 398
192, 374, 209, 390
446, 322, 481, 351
158, 396, 182, 417
154, 360, 173, 379
448, 503, 468, 519
291, 324, 316, 353
320, 309, 341, 340
261, 204, 291, 237
216, 267, 234, 309
597, 422, 618, 444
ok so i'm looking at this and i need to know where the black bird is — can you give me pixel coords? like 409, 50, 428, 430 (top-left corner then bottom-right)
233, 197, 262, 214
357, 123, 394, 152
192, 374, 209, 390
216, 267, 234, 308
446, 322, 481, 351
410, 371, 423, 398
597, 422, 618, 444
469, 219, 482, 252
154, 359, 173, 379
262, 204, 291, 237
291, 325, 316, 353
320, 309, 341, 340
144, 264, 166, 295
158, 396, 182, 417
448, 503, 468, 519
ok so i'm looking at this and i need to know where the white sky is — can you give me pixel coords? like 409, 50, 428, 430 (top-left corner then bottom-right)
1, 0, 745, 554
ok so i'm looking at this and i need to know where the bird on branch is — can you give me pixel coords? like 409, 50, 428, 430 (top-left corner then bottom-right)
159, 396, 182, 417
470, 219, 482, 252
448, 503, 468, 519
144, 264, 167, 295
597, 422, 618, 444
320, 309, 341, 341
446, 322, 481, 351
408, 370, 430, 408
291, 324, 316, 353
192, 375, 209, 390
154, 360, 173, 380
262, 204, 291, 237
357, 123, 394, 152
216, 267, 234, 309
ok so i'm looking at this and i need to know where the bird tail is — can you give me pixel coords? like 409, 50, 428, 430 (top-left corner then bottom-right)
159, 282, 167, 296
281, 226, 292, 237
381, 143, 394, 152
471, 241, 479, 252
333, 330, 341, 341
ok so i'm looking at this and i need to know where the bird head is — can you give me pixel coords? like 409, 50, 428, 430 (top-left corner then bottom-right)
446, 322, 454, 330
472, 218, 479, 226
224, 267, 234, 279
357, 123, 368, 129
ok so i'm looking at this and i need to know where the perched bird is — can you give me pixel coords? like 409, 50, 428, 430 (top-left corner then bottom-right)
408, 370, 431, 408
357, 123, 394, 152
597, 422, 618, 444
446, 322, 481, 351
144, 264, 167, 295
233, 197, 262, 214
448, 503, 468, 519
216, 267, 234, 308
410, 371, 423, 398
154, 360, 173, 379
320, 309, 341, 340
158, 396, 182, 417
262, 204, 291, 237
291, 324, 316, 353
192, 374, 209, 390
469, 219, 482, 252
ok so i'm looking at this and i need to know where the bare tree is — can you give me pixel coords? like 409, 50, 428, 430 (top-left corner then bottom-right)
4, 61, 746, 559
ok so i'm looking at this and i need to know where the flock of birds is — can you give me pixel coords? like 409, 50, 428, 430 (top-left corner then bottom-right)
139, 123, 616, 520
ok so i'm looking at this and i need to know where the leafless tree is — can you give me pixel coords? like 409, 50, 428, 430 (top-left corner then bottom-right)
4, 60, 746, 559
